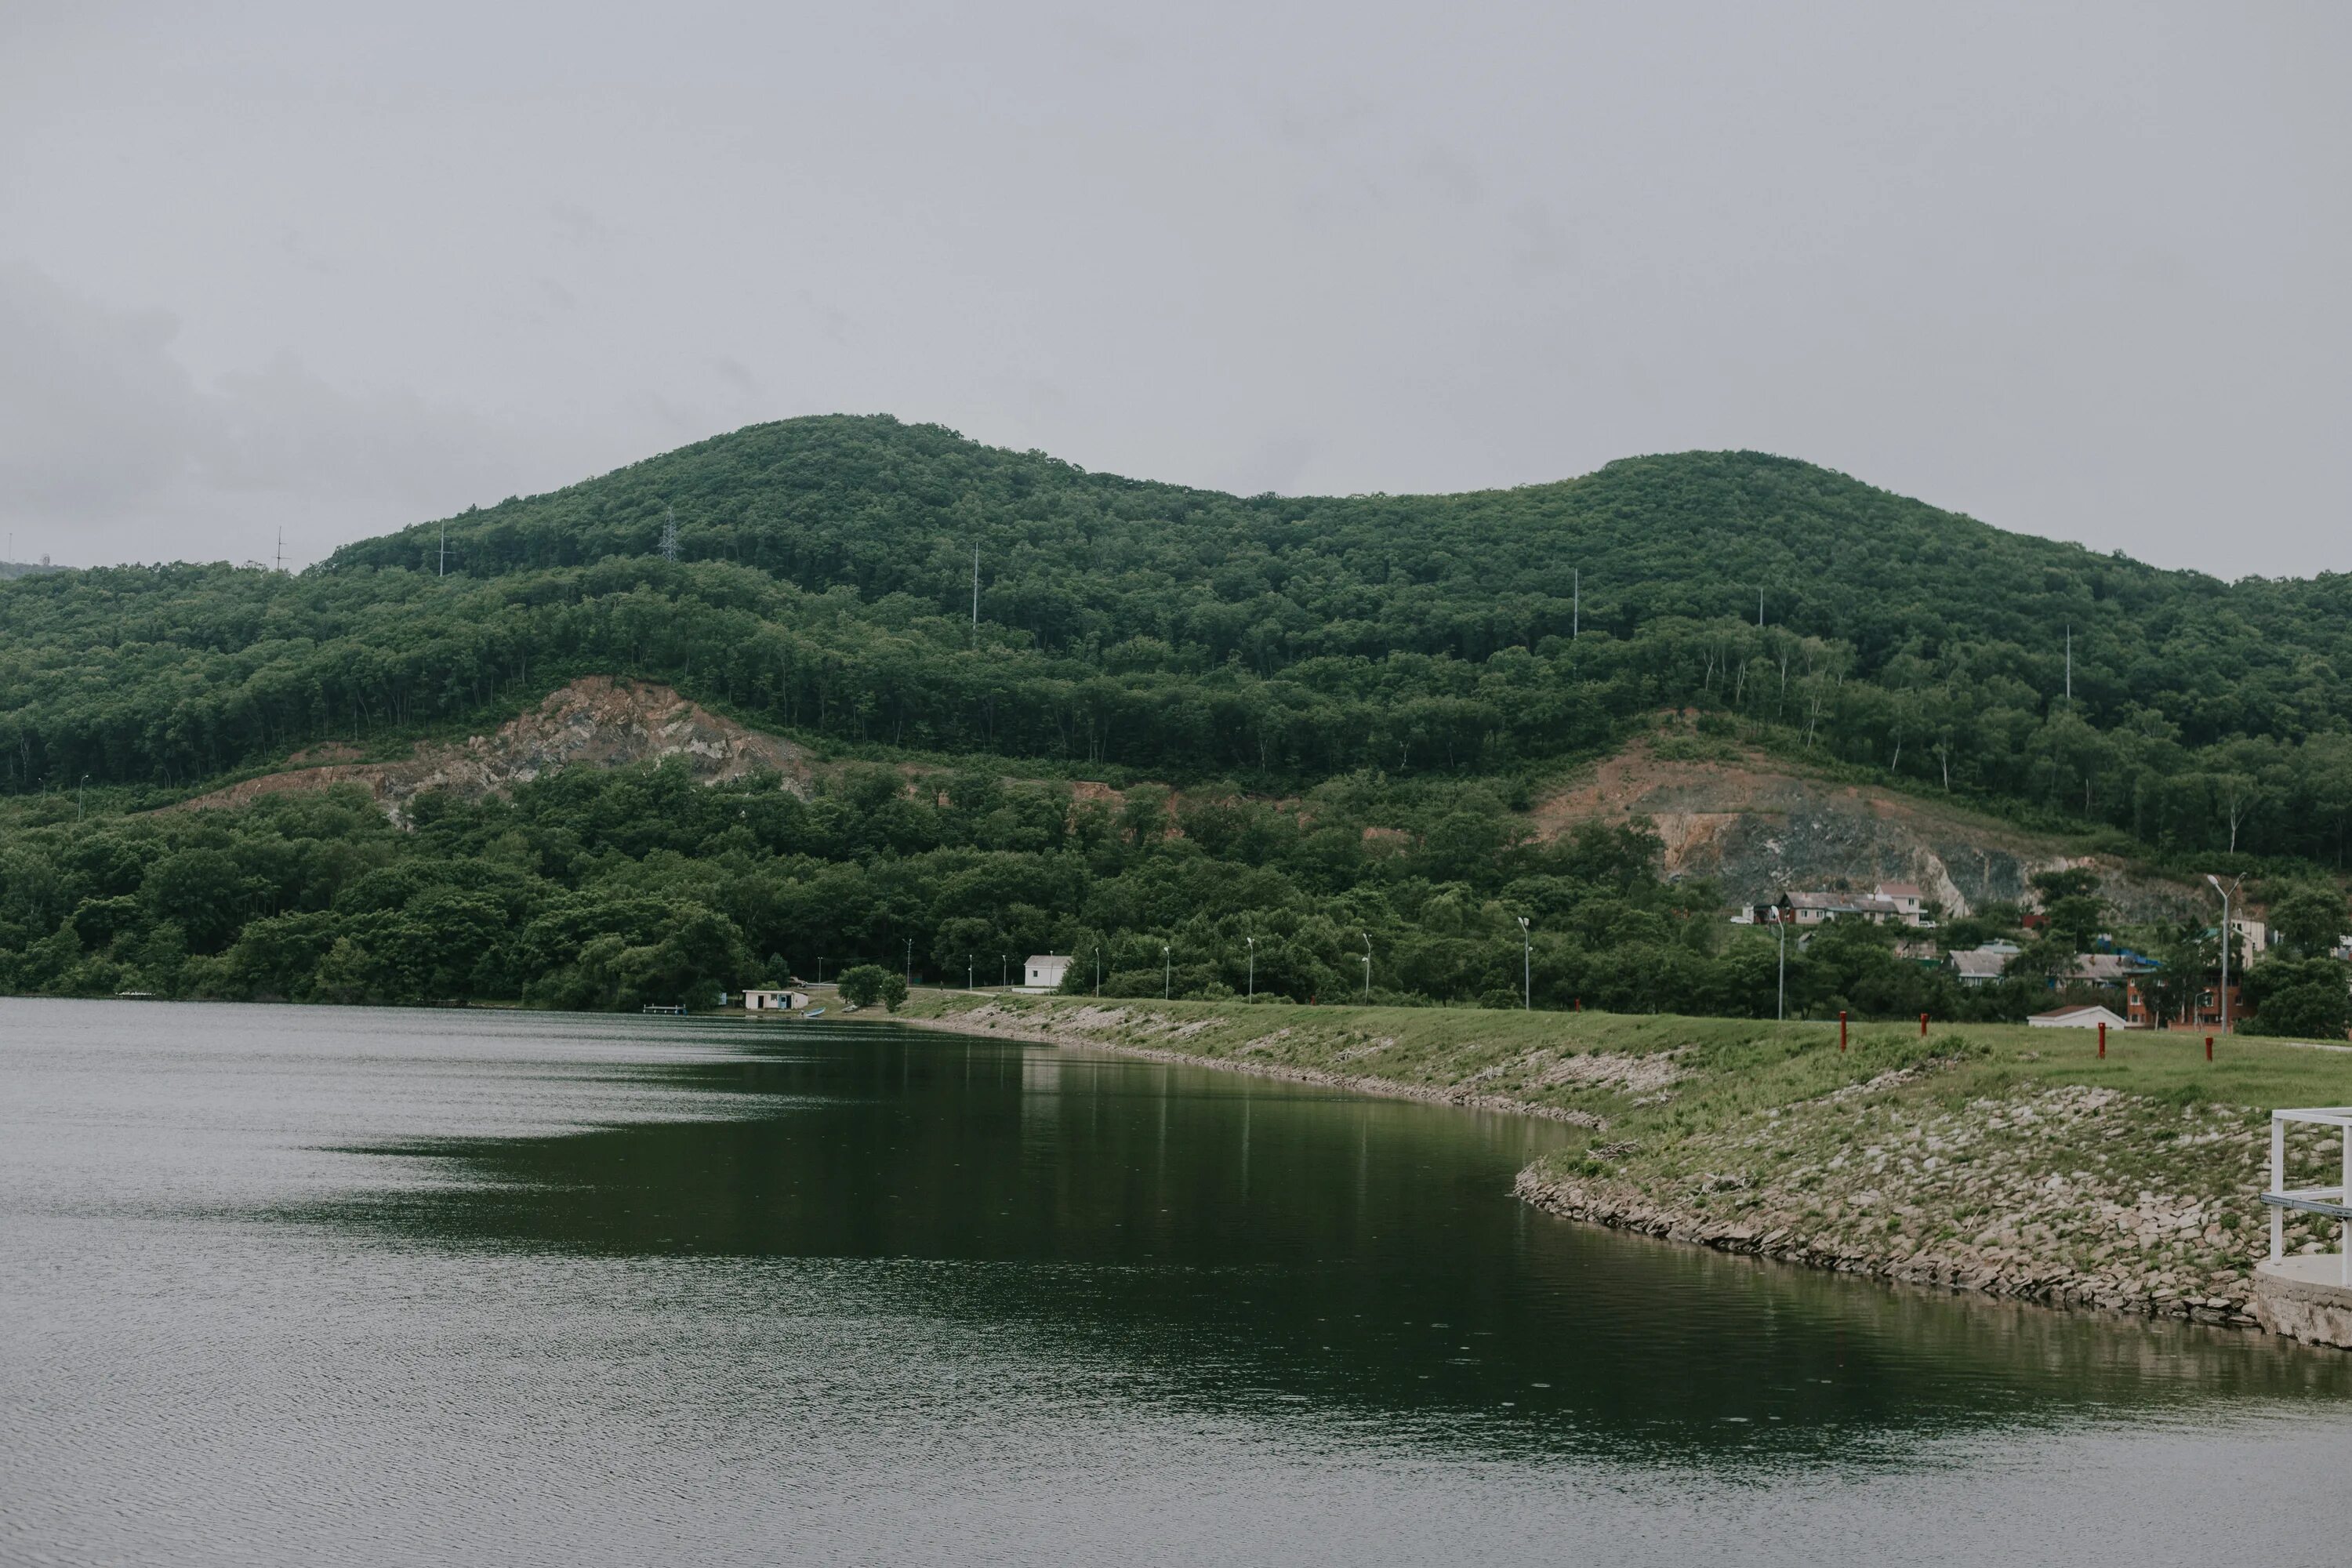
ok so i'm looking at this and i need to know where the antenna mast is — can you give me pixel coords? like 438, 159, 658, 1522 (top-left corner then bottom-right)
275, 528, 284, 574
661, 506, 680, 563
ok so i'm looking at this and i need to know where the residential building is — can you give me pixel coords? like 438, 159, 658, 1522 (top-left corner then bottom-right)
742, 988, 810, 1011
1874, 882, 1929, 925
2064, 953, 2158, 986
2124, 975, 2245, 1031
1951, 940, 2022, 986
1768, 891, 1904, 926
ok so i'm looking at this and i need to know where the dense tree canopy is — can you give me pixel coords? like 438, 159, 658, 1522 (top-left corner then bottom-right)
5, 416, 2350, 862
2, 416, 2349, 1025
0, 760, 2090, 1022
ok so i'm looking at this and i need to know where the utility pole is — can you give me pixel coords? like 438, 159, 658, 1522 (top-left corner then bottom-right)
1163, 942, 1171, 999
1094, 946, 1102, 996
1573, 568, 1580, 639
1518, 916, 1531, 1009
2208, 873, 2241, 1034
905, 938, 913, 988
437, 521, 447, 578
1758, 590, 1765, 629
78, 774, 89, 817
2065, 624, 2072, 706
971, 542, 980, 637
1246, 935, 1256, 1000
1000, 954, 1007, 989
967, 956, 974, 991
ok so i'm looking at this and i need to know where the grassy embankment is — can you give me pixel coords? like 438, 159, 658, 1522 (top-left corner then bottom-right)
898, 993, 2352, 1329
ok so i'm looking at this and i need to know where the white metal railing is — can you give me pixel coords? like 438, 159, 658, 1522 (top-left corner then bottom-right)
2265, 1107, 2352, 1286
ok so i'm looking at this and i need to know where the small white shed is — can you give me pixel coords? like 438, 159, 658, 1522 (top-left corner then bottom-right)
743, 988, 810, 1012
1022, 954, 1072, 991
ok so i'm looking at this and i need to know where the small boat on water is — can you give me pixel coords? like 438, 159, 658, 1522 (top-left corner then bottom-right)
802, 1007, 826, 1018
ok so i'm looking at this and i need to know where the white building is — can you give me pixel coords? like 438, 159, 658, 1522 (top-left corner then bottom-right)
1874, 882, 1929, 925
1022, 954, 1072, 991
742, 988, 810, 1011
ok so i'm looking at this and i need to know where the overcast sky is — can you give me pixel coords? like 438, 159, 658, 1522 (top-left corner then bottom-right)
2, 2, 2345, 576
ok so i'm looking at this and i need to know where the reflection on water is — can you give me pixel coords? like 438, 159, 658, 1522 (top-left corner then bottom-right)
5, 1000, 2351, 1566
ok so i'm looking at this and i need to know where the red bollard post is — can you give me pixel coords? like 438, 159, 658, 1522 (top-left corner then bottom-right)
2206, 1034, 2214, 1062
2097, 1020, 2106, 1058
1919, 1011, 1929, 1037
1839, 1011, 1848, 1052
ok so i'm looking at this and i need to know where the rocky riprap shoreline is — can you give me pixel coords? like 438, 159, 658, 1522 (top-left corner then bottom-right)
1515, 1081, 2303, 1328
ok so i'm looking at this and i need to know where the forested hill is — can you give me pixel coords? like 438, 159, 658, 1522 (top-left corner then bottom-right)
5, 414, 2352, 861
331, 415, 2252, 686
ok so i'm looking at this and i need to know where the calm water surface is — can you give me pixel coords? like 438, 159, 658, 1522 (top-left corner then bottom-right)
5, 999, 2351, 1566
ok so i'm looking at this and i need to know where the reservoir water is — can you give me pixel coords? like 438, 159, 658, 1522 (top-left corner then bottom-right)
5, 999, 2350, 1566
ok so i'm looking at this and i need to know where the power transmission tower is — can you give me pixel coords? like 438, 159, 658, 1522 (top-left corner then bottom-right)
661, 506, 680, 563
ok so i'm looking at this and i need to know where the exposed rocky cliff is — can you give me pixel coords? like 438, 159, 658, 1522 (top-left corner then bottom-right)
1535, 733, 2196, 920
172, 677, 810, 821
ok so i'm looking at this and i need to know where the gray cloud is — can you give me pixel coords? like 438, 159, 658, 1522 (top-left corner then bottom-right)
0, 262, 600, 565
1, 1, 2347, 575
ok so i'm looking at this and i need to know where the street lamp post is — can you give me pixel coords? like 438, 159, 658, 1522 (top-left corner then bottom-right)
1094, 946, 1102, 996
1000, 954, 1007, 989
1246, 936, 1255, 1000
78, 774, 89, 816
2207, 873, 2243, 1034
1163, 942, 1171, 1000
1362, 931, 1372, 1002
1773, 906, 1787, 1021
1517, 916, 1530, 1010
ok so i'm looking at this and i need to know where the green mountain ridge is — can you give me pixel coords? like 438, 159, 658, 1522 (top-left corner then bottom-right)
4, 413, 2350, 860
5, 414, 2349, 1025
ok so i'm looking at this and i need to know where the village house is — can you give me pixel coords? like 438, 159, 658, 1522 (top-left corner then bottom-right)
742, 988, 811, 1012
2124, 975, 2245, 1031
1756, 883, 1934, 929
1950, 941, 2021, 986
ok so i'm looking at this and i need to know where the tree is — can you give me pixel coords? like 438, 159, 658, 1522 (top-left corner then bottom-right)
2241, 957, 2352, 1040
837, 964, 893, 1009
2267, 884, 2349, 960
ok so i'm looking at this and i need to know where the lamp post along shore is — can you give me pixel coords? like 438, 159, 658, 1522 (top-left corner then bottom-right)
2207, 873, 2241, 1034
1518, 916, 1531, 1010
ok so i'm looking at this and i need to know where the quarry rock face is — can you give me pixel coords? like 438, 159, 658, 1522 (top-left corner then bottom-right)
174, 677, 811, 820
1535, 736, 2194, 920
